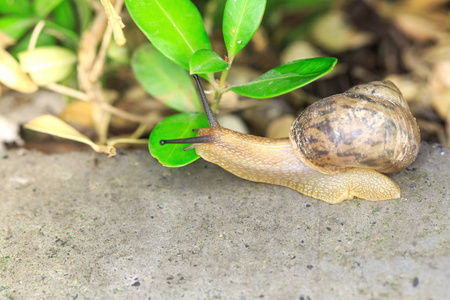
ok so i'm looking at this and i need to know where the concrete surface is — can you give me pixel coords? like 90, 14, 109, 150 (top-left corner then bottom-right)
0, 142, 449, 299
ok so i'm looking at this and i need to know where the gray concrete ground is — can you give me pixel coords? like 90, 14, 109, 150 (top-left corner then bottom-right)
0, 142, 449, 299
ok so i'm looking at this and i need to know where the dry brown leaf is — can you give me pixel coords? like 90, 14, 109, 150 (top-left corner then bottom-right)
434, 60, 450, 87
266, 115, 295, 139
252, 28, 269, 53
384, 74, 422, 104
216, 114, 248, 134
423, 42, 450, 64
60, 101, 95, 128
280, 41, 324, 64
311, 11, 374, 53
430, 60, 450, 120
394, 13, 445, 42
431, 90, 450, 121
218, 90, 239, 110
400, 0, 449, 12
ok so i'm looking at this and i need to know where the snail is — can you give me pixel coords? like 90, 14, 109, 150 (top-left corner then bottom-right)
160, 75, 420, 204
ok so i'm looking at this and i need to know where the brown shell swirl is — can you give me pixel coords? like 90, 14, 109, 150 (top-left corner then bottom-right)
289, 81, 420, 174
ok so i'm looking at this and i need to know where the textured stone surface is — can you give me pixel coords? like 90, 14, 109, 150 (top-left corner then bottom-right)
0, 142, 449, 299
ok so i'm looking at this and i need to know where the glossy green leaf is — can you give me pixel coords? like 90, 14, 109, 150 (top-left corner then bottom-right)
44, 20, 80, 48
0, 0, 33, 15
0, 16, 36, 41
149, 112, 209, 167
125, 0, 211, 70
223, 0, 266, 62
229, 57, 337, 98
131, 44, 201, 112
34, 0, 64, 18
189, 49, 228, 74
53, 0, 76, 32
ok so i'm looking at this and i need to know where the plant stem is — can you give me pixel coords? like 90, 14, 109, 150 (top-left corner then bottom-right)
211, 89, 221, 112
28, 20, 46, 51
219, 68, 229, 87
45, 83, 90, 101
45, 83, 158, 124
210, 67, 231, 112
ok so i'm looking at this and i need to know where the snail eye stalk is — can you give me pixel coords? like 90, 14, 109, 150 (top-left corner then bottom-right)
192, 74, 218, 128
159, 74, 218, 149
159, 135, 213, 146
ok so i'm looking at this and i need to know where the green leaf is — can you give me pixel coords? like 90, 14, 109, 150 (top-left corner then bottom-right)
0, 16, 36, 41
223, 0, 266, 62
0, 0, 33, 15
189, 49, 228, 74
34, 0, 64, 18
131, 43, 201, 112
125, 0, 211, 70
229, 57, 337, 98
53, 0, 76, 32
44, 20, 80, 48
149, 112, 209, 167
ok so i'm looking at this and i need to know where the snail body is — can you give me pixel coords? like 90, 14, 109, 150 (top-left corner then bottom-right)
160, 75, 420, 204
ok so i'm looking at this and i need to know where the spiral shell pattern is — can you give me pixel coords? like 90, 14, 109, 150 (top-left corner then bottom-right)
290, 81, 420, 174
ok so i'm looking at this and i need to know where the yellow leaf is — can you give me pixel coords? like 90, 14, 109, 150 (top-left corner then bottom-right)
0, 30, 15, 48
24, 115, 97, 150
18, 46, 77, 86
25, 115, 117, 156
0, 47, 38, 93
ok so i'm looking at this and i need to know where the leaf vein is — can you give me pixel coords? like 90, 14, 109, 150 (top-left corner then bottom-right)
154, 0, 195, 53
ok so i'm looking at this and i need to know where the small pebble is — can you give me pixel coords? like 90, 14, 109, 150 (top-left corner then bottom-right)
413, 277, 419, 287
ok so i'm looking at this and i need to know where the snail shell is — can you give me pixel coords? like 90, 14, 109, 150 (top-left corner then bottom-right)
290, 80, 420, 174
